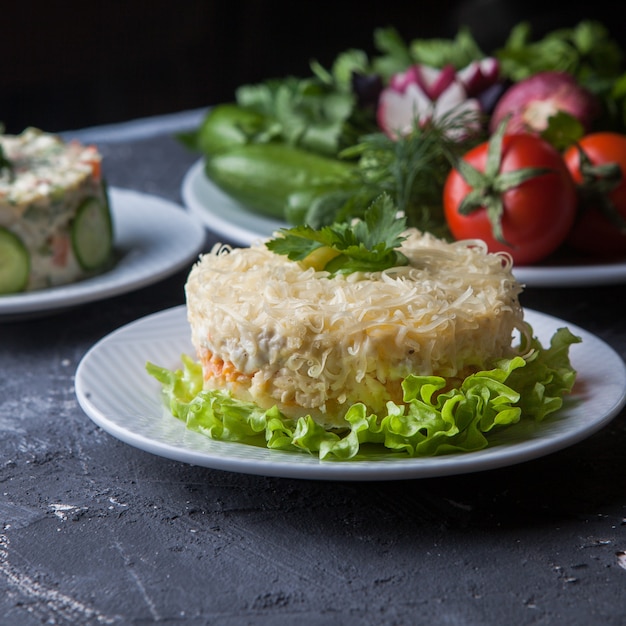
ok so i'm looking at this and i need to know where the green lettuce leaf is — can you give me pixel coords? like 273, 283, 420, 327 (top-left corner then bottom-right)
146, 327, 580, 461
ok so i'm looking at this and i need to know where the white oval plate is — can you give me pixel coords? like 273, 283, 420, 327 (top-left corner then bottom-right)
182, 159, 626, 288
0, 188, 206, 320
75, 306, 626, 481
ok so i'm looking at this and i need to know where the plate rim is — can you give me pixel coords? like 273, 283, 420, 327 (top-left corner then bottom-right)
0, 187, 206, 319
182, 158, 285, 247
75, 305, 626, 481
182, 158, 626, 288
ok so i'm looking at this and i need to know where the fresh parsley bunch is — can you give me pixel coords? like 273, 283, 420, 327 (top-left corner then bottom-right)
266, 193, 409, 275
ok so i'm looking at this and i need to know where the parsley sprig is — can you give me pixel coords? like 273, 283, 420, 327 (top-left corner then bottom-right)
266, 193, 409, 275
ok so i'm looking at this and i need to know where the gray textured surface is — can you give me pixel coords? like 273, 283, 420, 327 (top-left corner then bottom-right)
1, 117, 626, 625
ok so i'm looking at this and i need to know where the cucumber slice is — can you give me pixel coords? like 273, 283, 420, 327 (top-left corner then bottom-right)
71, 196, 113, 271
0, 227, 30, 294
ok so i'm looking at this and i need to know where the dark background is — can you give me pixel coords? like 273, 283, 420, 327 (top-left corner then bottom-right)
2, 0, 624, 134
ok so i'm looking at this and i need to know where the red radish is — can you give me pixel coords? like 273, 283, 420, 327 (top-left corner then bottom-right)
489, 71, 600, 135
456, 58, 500, 97
376, 61, 500, 139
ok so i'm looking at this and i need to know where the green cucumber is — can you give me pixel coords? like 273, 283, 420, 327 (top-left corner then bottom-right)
0, 228, 30, 294
205, 143, 355, 219
71, 196, 113, 271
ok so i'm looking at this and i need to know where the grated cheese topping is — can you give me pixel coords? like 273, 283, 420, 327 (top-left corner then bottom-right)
185, 229, 527, 428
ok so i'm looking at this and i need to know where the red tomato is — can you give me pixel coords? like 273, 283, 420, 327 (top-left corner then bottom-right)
443, 133, 577, 265
563, 132, 626, 258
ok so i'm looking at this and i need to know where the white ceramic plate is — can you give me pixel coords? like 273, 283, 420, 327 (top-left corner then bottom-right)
182, 159, 285, 246
182, 159, 626, 288
75, 306, 626, 481
0, 188, 206, 320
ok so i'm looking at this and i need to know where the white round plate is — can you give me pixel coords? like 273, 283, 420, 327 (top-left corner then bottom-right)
182, 159, 626, 288
0, 188, 205, 320
181, 158, 285, 247
75, 306, 626, 481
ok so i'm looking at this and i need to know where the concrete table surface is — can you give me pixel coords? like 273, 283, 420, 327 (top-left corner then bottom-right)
1, 112, 625, 626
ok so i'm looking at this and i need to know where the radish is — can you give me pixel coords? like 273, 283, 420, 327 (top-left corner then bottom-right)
377, 59, 500, 139
456, 58, 500, 97
489, 71, 600, 135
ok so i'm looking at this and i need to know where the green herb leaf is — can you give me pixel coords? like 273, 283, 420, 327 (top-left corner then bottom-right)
311, 48, 370, 92
235, 74, 370, 156
408, 26, 485, 69
266, 193, 409, 275
370, 27, 414, 80
496, 20, 623, 84
540, 110, 585, 151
